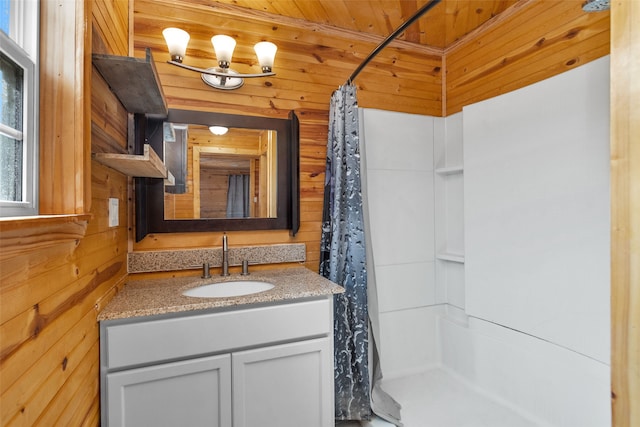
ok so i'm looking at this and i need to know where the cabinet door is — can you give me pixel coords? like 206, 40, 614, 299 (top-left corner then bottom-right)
232, 337, 333, 427
105, 354, 231, 427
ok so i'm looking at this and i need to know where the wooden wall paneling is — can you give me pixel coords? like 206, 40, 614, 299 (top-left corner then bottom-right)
132, 0, 443, 271
0, 229, 126, 393
0, 261, 125, 425
91, 69, 129, 154
448, 22, 610, 111
211, 0, 519, 49
0, 0, 131, 425
133, 0, 444, 115
448, 25, 610, 115
611, 0, 640, 425
0, 244, 82, 325
91, 0, 129, 56
39, 0, 91, 214
2, 312, 98, 425
45, 343, 100, 426
446, 0, 568, 70
445, 0, 610, 114
447, 6, 609, 110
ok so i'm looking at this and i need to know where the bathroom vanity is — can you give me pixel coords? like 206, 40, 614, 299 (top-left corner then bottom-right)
98, 267, 343, 427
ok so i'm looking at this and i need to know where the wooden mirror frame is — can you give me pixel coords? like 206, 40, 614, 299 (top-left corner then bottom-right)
134, 109, 299, 241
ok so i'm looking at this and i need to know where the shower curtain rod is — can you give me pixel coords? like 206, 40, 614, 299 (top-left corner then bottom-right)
346, 0, 442, 85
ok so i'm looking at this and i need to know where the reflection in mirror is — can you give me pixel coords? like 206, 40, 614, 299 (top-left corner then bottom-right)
163, 124, 278, 220
134, 109, 299, 241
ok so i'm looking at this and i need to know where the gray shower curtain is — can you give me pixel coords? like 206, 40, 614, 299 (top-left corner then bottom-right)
226, 174, 250, 218
320, 84, 401, 426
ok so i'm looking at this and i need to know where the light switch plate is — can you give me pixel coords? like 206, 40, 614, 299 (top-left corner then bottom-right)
108, 198, 119, 227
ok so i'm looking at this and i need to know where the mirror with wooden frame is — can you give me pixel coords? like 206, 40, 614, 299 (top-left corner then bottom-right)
134, 109, 299, 241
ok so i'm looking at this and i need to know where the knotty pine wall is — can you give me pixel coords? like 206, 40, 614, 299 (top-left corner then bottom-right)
131, 0, 443, 271
0, 1, 129, 426
445, 0, 610, 115
131, 0, 609, 274
0, 0, 615, 425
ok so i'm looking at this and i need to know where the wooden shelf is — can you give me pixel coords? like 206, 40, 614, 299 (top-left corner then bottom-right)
436, 252, 465, 263
435, 165, 464, 175
94, 144, 167, 178
92, 48, 168, 116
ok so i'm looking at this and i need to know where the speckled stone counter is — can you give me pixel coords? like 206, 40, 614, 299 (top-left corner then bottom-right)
98, 267, 344, 321
128, 243, 306, 273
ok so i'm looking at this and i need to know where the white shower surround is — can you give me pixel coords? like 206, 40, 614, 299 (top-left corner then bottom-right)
359, 56, 611, 427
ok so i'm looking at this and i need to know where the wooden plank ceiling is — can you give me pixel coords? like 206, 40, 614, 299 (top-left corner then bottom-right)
210, 0, 520, 49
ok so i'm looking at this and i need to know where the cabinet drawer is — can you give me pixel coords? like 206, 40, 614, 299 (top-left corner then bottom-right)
102, 298, 331, 370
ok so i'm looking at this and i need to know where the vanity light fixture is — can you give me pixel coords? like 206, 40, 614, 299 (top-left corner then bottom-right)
162, 27, 277, 90
209, 126, 229, 136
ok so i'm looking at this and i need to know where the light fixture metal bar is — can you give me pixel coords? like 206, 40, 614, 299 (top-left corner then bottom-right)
168, 60, 275, 78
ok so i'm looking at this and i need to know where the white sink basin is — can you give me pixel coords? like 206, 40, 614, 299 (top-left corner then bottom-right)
182, 280, 275, 298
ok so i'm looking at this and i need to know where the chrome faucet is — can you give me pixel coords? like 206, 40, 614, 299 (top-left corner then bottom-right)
221, 233, 230, 276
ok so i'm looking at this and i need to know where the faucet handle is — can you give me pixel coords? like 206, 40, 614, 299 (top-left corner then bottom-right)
201, 262, 212, 279
241, 260, 250, 276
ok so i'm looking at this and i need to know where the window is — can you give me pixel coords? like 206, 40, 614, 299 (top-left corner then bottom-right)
0, 0, 38, 216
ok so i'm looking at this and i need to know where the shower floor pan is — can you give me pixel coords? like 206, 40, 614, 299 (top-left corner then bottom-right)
336, 368, 539, 427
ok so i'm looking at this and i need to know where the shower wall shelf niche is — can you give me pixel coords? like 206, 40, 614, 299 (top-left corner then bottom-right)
436, 252, 465, 263
435, 166, 464, 175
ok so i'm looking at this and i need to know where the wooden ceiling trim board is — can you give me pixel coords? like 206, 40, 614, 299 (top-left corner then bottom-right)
447, 29, 610, 103
136, 0, 444, 56
346, 0, 443, 84
449, 1, 590, 66
143, 0, 522, 50
445, 0, 537, 54
446, 26, 610, 114
137, 28, 440, 80
136, 32, 442, 92
445, 2, 598, 83
446, 47, 610, 114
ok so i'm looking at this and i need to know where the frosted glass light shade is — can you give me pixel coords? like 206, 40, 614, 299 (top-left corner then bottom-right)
254, 41, 277, 72
162, 28, 190, 63
211, 35, 236, 66
209, 126, 229, 135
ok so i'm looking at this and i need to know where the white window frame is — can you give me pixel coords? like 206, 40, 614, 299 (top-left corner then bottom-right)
0, 0, 39, 217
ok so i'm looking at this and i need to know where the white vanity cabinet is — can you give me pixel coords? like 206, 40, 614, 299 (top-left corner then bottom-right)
105, 354, 232, 427
100, 297, 334, 427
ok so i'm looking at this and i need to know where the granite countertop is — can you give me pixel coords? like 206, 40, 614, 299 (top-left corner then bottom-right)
98, 267, 344, 321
